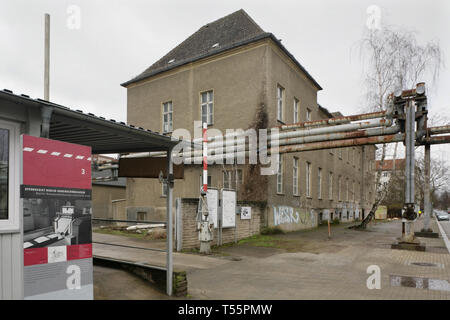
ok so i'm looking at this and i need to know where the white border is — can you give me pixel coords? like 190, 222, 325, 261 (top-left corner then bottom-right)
0, 119, 20, 233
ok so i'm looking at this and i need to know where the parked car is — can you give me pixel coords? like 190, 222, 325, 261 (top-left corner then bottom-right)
436, 211, 449, 221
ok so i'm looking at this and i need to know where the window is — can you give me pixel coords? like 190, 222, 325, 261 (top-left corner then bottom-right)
318, 168, 322, 199
293, 98, 299, 123
338, 175, 342, 201
0, 120, 19, 232
162, 101, 173, 133
235, 169, 243, 188
352, 181, 355, 201
223, 171, 232, 189
201, 90, 214, 125
329, 172, 333, 200
137, 212, 147, 221
293, 157, 299, 196
346, 178, 349, 201
277, 154, 283, 194
277, 86, 284, 122
306, 161, 311, 198
306, 108, 311, 121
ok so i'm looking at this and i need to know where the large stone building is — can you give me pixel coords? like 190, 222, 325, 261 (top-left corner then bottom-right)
121, 9, 376, 231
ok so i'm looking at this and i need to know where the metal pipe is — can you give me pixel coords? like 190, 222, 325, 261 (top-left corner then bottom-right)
423, 144, 431, 231
424, 135, 450, 145
271, 133, 404, 154
44, 13, 50, 101
166, 147, 173, 296
183, 118, 394, 158
278, 110, 387, 130
428, 125, 450, 135
274, 125, 400, 147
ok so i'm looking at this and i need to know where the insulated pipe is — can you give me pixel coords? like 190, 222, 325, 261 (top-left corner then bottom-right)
271, 133, 405, 155
183, 119, 394, 157
189, 133, 405, 163
428, 125, 450, 135
278, 110, 387, 130
185, 118, 394, 158
273, 125, 401, 147
191, 111, 390, 143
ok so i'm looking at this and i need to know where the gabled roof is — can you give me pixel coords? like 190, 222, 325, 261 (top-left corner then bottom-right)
121, 9, 322, 90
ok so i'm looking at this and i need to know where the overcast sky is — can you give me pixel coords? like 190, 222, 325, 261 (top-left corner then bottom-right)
1, 0, 449, 159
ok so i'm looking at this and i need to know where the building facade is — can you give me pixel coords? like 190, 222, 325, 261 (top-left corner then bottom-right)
122, 9, 376, 231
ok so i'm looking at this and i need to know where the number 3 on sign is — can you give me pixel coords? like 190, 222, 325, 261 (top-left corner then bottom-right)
81, 168, 86, 175
66, 265, 81, 290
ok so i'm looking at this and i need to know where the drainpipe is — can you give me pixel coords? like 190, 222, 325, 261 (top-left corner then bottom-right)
40, 106, 53, 138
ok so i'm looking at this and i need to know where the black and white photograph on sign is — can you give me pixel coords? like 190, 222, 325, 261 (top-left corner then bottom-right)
241, 206, 251, 220
23, 198, 92, 249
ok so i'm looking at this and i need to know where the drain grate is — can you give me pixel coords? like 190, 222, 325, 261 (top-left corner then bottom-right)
410, 262, 438, 267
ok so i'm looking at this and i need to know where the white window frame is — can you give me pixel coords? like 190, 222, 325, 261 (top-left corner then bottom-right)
162, 101, 173, 133
277, 154, 283, 194
0, 120, 20, 233
293, 98, 299, 123
338, 175, 342, 201
306, 108, 312, 121
293, 157, 299, 196
318, 167, 322, 199
306, 161, 311, 198
201, 90, 214, 126
277, 85, 284, 122
235, 169, 243, 188
329, 172, 333, 200
223, 170, 232, 189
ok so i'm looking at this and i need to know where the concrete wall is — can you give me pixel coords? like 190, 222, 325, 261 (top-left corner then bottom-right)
177, 198, 262, 250
92, 185, 126, 219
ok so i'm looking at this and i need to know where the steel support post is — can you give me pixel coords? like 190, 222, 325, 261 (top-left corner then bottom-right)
402, 99, 417, 242
423, 144, 432, 231
166, 148, 173, 296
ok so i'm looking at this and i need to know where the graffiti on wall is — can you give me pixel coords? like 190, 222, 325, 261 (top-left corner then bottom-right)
273, 206, 316, 227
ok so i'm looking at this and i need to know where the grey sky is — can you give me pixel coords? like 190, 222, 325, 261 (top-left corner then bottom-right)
1, 0, 449, 158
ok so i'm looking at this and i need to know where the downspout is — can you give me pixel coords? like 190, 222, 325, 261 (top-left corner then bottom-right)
40, 106, 53, 138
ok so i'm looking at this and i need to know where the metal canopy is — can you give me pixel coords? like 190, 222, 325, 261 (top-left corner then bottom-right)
0, 89, 179, 153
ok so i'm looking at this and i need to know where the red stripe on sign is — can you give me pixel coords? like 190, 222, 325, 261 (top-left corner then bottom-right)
22, 135, 92, 189
24, 248, 48, 266
67, 243, 92, 260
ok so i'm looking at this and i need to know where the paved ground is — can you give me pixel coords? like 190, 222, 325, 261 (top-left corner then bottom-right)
93, 217, 450, 300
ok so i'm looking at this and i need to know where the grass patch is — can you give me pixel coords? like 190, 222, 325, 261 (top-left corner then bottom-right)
260, 226, 285, 235
237, 234, 282, 248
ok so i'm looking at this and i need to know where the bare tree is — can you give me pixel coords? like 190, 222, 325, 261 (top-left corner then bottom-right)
415, 154, 450, 209
352, 23, 442, 229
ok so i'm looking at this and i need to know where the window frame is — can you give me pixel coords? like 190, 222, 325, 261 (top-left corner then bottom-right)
293, 157, 299, 196
318, 167, 322, 199
306, 161, 311, 198
200, 90, 214, 126
162, 101, 173, 133
0, 119, 20, 233
276, 154, 284, 194
329, 172, 333, 200
306, 108, 312, 121
277, 85, 284, 123
293, 98, 299, 124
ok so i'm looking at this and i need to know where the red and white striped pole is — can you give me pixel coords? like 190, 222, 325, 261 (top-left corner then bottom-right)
202, 122, 208, 194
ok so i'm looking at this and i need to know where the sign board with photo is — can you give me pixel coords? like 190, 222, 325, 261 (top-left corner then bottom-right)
21, 135, 93, 300
221, 189, 236, 228
241, 206, 251, 220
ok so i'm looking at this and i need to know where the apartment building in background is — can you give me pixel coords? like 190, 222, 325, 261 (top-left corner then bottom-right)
121, 9, 376, 231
